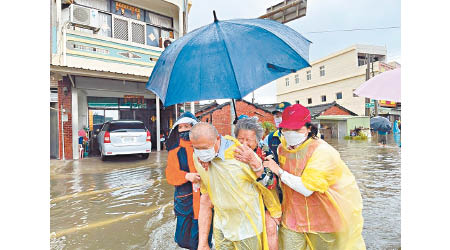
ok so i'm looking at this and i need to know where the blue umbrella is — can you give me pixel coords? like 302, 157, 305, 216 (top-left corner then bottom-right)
146, 11, 311, 107
370, 116, 392, 132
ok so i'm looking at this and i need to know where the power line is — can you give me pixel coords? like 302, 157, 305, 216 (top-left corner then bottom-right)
305, 26, 400, 34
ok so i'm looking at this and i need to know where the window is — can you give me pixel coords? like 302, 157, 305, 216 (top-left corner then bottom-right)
320, 66, 325, 77
285, 78, 290, 86
336, 92, 342, 100
308, 98, 312, 104
74, 1, 175, 47
296, 100, 300, 104
353, 89, 358, 97
321, 95, 326, 102
98, 12, 112, 37
109, 121, 146, 132
307, 70, 311, 80
295, 74, 299, 84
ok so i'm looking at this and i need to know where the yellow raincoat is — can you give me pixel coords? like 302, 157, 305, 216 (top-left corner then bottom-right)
277, 137, 366, 250
194, 136, 281, 250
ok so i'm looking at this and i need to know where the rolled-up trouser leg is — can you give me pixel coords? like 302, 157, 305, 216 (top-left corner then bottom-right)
278, 226, 307, 250
278, 225, 338, 250
214, 228, 262, 250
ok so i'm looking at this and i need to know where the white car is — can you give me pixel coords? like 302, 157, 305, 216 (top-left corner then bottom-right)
97, 120, 152, 161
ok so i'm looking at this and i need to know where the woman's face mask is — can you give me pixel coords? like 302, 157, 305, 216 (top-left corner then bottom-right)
179, 131, 190, 141
194, 146, 217, 162
283, 131, 308, 147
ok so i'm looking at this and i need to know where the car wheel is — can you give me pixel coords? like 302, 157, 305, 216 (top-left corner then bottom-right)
142, 153, 149, 159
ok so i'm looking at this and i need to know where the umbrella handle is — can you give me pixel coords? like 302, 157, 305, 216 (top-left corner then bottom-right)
232, 99, 238, 125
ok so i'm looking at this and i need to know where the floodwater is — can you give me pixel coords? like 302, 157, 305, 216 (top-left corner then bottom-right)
50, 135, 400, 250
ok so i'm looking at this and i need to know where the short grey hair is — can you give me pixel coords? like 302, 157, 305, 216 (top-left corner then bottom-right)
189, 122, 219, 141
234, 117, 264, 142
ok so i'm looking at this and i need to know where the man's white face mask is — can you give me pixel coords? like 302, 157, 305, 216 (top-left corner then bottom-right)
274, 117, 282, 128
194, 146, 217, 162
283, 131, 307, 147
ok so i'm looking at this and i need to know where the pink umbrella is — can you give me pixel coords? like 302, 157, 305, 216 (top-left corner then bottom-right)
354, 68, 401, 102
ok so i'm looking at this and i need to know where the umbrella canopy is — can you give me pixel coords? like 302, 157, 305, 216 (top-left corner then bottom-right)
354, 68, 401, 102
146, 12, 311, 107
370, 116, 392, 132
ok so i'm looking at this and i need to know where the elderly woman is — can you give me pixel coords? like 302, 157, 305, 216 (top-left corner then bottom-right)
233, 117, 281, 250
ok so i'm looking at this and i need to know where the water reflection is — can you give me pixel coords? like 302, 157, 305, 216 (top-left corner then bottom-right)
50, 135, 400, 250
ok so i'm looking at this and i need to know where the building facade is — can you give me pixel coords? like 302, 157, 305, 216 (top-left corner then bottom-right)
50, 0, 191, 160
275, 44, 400, 117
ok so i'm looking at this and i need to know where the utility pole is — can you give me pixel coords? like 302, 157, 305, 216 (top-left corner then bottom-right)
365, 54, 371, 116
372, 57, 379, 116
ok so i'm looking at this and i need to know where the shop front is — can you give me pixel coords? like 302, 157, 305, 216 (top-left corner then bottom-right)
73, 76, 176, 156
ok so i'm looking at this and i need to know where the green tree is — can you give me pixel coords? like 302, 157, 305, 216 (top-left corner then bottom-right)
261, 121, 276, 138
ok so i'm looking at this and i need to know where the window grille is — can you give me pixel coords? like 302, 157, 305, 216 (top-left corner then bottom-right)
131, 22, 145, 44
307, 70, 311, 80
113, 17, 129, 41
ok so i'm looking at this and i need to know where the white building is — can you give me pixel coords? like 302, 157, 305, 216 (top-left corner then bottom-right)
275, 44, 400, 117
50, 0, 191, 160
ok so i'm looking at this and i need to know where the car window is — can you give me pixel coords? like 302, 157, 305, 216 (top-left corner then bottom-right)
109, 122, 146, 132
101, 123, 109, 132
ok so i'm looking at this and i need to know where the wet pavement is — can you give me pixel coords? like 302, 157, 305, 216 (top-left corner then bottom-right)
50, 135, 400, 250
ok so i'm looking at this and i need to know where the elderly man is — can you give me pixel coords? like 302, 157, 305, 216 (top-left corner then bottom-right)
190, 122, 281, 250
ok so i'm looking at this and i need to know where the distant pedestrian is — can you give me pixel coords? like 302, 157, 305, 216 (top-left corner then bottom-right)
165, 112, 213, 250
378, 130, 388, 146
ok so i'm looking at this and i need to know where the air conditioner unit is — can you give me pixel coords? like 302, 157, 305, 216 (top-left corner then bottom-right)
69, 4, 99, 30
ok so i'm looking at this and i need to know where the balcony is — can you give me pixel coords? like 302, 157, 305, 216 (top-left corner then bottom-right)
51, 1, 181, 79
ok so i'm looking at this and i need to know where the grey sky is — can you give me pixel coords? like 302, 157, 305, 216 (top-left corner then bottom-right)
188, 0, 401, 104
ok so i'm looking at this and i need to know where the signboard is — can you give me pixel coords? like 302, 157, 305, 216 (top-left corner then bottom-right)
89, 110, 94, 131
365, 103, 375, 108
112, 1, 144, 21
62, 114, 69, 122
260, 0, 307, 24
124, 95, 145, 104
379, 100, 397, 108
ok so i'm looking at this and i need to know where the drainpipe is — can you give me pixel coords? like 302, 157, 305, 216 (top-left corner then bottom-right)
63, 23, 67, 66
60, 102, 65, 160
156, 97, 161, 152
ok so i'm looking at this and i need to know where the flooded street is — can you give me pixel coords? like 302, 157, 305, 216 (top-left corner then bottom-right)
50, 135, 400, 250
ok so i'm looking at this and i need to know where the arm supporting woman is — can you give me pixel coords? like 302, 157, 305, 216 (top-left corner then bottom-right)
279, 169, 314, 197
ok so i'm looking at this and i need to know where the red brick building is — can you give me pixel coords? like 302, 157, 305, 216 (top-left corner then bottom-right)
196, 100, 274, 136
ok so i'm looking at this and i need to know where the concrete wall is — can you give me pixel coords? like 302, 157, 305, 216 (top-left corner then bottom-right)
278, 75, 367, 115
276, 45, 388, 116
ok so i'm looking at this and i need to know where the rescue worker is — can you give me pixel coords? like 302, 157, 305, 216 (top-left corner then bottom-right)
263, 104, 366, 250
266, 102, 291, 163
165, 112, 213, 250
